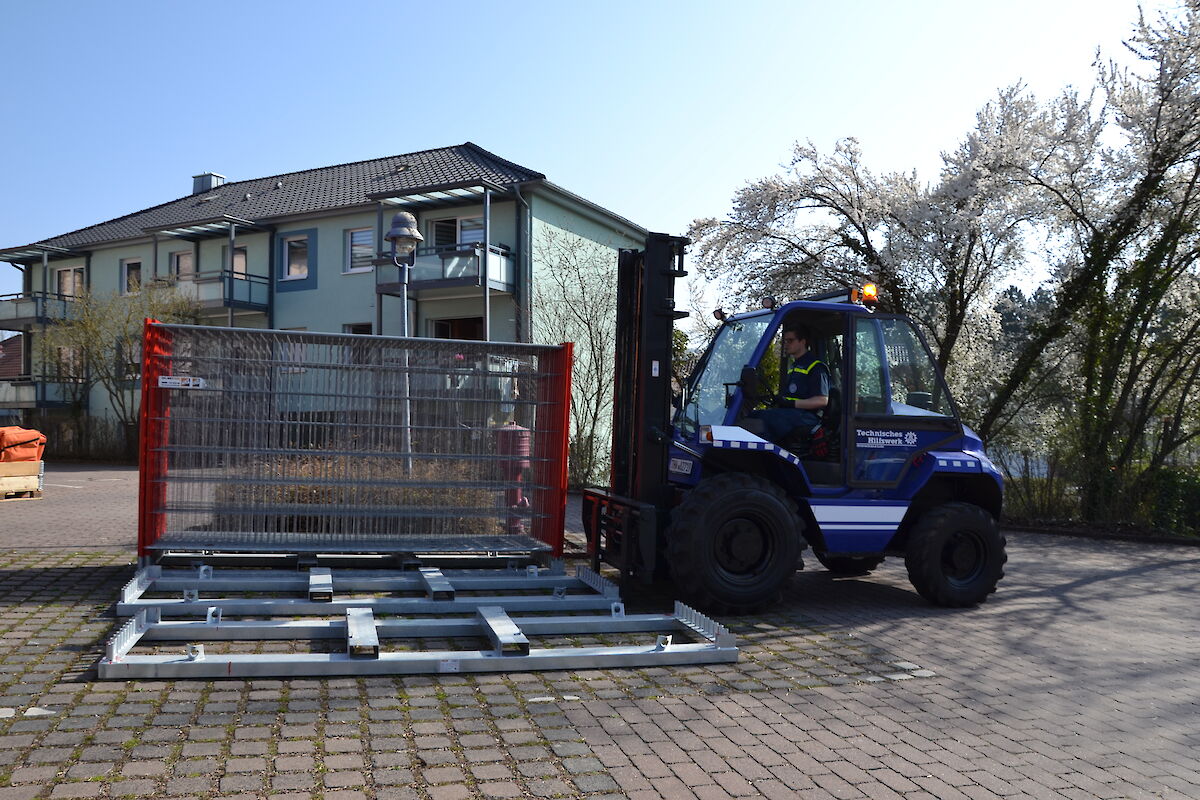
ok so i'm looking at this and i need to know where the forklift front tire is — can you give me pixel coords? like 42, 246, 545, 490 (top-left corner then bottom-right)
666, 473, 804, 615
905, 502, 1006, 607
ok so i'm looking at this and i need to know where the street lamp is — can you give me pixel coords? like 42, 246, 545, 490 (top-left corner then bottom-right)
382, 211, 424, 468
384, 211, 423, 266
382, 211, 424, 338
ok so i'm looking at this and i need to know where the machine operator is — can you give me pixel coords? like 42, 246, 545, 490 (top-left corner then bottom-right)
751, 324, 830, 443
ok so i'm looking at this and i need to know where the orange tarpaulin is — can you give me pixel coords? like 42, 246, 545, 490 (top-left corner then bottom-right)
0, 427, 46, 462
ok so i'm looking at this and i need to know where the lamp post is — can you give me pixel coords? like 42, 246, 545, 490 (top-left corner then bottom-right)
382, 211, 423, 468
382, 210, 424, 337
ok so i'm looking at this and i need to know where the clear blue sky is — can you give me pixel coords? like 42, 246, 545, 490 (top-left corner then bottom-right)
0, 0, 1171, 299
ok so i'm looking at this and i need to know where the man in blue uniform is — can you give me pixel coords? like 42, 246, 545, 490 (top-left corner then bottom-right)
752, 324, 830, 443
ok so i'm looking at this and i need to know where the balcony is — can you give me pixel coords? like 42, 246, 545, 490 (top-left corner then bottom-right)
0, 376, 85, 409
376, 244, 514, 298
0, 292, 74, 328
172, 270, 270, 311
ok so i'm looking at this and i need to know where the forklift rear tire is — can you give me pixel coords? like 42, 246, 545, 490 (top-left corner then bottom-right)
905, 502, 1006, 607
666, 473, 804, 615
814, 552, 884, 576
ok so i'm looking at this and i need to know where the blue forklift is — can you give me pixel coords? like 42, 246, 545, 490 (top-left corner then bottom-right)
584, 234, 1006, 614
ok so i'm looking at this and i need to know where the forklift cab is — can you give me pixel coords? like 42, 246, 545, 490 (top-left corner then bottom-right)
674, 298, 962, 491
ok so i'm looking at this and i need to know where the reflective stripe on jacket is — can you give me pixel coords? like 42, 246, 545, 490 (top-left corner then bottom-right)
783, 358, 826, 402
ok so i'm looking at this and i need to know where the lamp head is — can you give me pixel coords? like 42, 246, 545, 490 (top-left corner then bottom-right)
384, 211, 424, 256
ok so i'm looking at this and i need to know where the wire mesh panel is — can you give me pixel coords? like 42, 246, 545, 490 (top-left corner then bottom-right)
138, 322, 571, 558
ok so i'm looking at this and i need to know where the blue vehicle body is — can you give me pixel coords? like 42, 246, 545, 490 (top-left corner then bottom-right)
667, 299, 1004, 559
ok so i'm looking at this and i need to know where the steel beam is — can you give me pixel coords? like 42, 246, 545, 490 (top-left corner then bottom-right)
345, 608, 379, 657
477, 606, 529, 655
309, 568, 334, 602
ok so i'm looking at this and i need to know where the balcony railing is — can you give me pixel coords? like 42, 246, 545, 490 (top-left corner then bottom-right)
0, 375, 86, 408
0, 292, 75, 326
172, 270, 270, 310
376, 244, 515, 294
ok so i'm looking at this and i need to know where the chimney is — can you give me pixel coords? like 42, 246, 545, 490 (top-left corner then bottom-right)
192, 172, 226, 195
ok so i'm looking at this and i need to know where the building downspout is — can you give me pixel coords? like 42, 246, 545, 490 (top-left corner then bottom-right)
482, 189, 491, 342
227, 223, 236, 327
267, 227, 276, 329
375, 202, 385, 335
152, 234, 159, 281
511, 183, 532, 343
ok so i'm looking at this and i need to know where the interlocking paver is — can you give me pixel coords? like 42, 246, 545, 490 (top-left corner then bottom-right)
1, 469, 1199, 799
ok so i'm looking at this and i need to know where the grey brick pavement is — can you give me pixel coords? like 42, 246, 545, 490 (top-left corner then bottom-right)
0, 465, 1196, 798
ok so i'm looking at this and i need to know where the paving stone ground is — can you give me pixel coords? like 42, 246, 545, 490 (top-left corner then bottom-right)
0, 464, 1197, 798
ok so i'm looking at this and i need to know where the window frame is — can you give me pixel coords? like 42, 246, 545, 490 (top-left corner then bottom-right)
343, 228, 375, 274
54, 266, 85, 298
170, 250, 195, 280
428, 216, 484, 248
281, 235, 309, 281
121, 259, 143, 295
275, 229, 318, 292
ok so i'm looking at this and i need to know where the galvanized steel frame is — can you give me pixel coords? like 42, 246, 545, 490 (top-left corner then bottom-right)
116, 561, 620, 617
98, 601, 738, 679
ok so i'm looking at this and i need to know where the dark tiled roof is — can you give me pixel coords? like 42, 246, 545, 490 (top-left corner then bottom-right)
33, 143, 545, 251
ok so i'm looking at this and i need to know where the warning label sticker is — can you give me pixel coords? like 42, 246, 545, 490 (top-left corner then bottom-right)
158, 376, 207, 390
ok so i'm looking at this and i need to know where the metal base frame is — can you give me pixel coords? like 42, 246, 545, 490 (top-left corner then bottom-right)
117, 561, 619, 617
98, 602, 738, 679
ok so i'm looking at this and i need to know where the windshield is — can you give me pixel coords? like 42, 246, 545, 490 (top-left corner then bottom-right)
677, 313, 774, 435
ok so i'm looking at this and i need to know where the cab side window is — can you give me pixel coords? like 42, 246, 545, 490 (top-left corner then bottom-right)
879, 319, 954, 417
854, 318, 887, 414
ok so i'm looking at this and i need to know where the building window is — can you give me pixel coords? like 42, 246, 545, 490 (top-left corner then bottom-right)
431, 317, 484, 340
56, 346, 83, 380
121, 259, 142, 294
171, 251, 194, 280
280, 327, 307, 374
345, 229, 374, 273
283, 236, 309, 280
221, 246, 248, 278
55, 267, 84, 298
430, 217, 484, 248
276, 229, 317, 292
343, 323, 373, 364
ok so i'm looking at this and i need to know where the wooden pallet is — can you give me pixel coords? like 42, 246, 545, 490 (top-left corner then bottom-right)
0, 462, 43, 498
1, 490, 42, 501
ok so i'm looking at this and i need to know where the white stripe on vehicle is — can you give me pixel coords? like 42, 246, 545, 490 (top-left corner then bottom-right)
810, 504, 908, 524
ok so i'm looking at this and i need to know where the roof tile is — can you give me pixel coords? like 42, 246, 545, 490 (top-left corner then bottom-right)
32, 143, 544, 251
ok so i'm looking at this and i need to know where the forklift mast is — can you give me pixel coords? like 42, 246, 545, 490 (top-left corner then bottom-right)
587, 233, 687, 580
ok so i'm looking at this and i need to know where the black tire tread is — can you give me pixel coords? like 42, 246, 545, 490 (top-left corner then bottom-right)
905, 501, 1007, 607
666, 473, 804, 615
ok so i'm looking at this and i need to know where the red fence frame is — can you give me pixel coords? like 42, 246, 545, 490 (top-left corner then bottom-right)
531, 342, 573, 557
137, 320, 171, 558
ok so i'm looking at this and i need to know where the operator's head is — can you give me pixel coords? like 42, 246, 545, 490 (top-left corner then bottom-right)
782, 324, 811, 357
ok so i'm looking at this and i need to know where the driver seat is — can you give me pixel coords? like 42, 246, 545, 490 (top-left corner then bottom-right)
779, 384, 841, 458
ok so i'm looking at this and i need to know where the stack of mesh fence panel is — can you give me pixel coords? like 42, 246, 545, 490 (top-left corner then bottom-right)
137, 323, 572, 558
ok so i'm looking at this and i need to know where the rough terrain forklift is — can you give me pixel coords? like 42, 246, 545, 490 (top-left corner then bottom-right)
584, 234, 1006, 614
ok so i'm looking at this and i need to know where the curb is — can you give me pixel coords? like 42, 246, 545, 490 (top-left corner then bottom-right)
1003, 524, 1200, 548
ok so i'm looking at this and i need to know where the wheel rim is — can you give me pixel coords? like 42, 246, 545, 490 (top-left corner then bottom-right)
942, 529, 985, 586
712, 512, 776, 584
